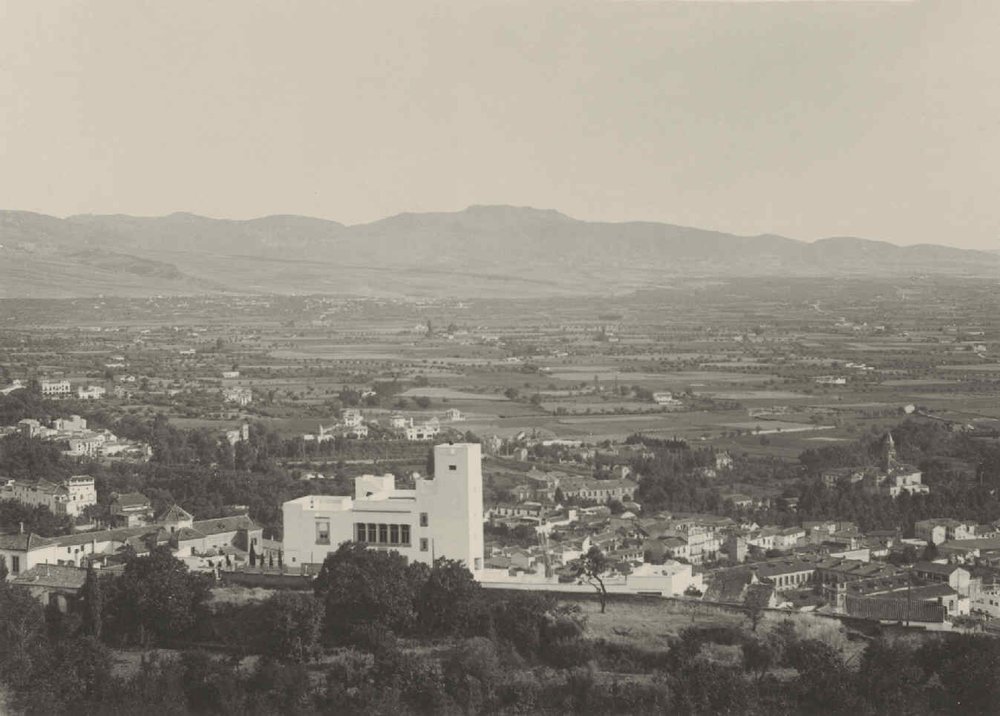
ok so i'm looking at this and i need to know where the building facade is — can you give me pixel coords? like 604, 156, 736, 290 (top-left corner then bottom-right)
282, 442, 484, 574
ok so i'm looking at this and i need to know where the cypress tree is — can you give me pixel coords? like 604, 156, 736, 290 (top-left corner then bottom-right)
82, 563, 103, 639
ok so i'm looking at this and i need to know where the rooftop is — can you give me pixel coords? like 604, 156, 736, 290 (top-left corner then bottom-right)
11, 564, 88, 590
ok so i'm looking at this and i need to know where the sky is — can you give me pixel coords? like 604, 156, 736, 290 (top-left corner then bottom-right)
1, 0, 997, 250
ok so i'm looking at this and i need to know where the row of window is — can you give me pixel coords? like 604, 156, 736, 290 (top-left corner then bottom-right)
315, 515, 431, 548
355, 522, 412, 546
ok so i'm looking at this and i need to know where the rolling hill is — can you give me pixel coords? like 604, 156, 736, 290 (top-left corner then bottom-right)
1, 206, 996, 298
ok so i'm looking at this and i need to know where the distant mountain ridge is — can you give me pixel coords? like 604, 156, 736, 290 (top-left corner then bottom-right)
1, 206, 996, 298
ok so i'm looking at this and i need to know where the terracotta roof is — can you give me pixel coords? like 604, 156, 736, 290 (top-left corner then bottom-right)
157, 504, 194, 523
11, 564, 88, 590
113, 492, 151, 508
0, 532, 55, 551
914, 561, 964, 576
191, 514, 257, 535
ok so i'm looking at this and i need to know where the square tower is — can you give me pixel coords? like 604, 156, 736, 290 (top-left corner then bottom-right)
419, 443, 484, 573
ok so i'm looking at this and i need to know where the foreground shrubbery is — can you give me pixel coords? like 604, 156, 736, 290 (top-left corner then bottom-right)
3, 543, 1000, 715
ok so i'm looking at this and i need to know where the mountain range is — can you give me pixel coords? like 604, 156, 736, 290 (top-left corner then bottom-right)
1, 206, 997, 298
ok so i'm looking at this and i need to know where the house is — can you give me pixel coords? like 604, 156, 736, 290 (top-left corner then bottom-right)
912, 561, 972, 596
10, 564, 88, 612
341, 409, 363, 427
652, 392, 684, 408
556, 476, 637, 503
487, 502, 544, 521
3, 475, 96, 517
110, 492, 153, 527
389, 414, 411, 430
41, 380, 72, 397
222, 386, 252, 406
76, 385, 106, 400
445, 408, 463, 422
773, 527, 806, 551
405, 422, 441, 441
914, 518, 977, 545
172, 515, 262, 558
282, 442, 484, 574
972, 582, 1000, 618
0, 532, 56, 579
157, 504, 195, 530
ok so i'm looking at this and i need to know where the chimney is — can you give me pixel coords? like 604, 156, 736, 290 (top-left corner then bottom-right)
19, 521, 24, 534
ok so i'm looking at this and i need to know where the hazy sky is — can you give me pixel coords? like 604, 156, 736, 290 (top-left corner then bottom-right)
1, 0, 997, 249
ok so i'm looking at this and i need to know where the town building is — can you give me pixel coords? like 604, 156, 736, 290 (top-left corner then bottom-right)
863, 433, 929, 498
109, 492, 154, 527
76, 385, 106, 400
282, 442, 484, 574
1, 508, 262, 580
10, 564, 89, 611
222, 386, 252, 406
41, 380, 72, 397
2, 475, 97, 517
405, 420, 441, 441
914, 518, 977, 545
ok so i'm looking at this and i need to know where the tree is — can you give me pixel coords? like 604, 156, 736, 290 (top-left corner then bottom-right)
313, 542, 425, 639
414, 396, 431, 409
81, 563, 103, 640
104, 546, 211, 646
417, 558, 482, 637
261, 591, 324, 663
0, 581, 48, 692
249, 543, 257, 567
570, 546, 611, 613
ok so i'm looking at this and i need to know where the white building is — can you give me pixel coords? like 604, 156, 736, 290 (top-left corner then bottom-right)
41, 380, 72, 397
405, 419, 441, 441
342, 409, 363, 428
53, 415, 88, 433
77, 385, 106, 400
282, 442, 484, 574
389, 414, 412, 430
3, 475, 97, 517
222, 386, 252, 406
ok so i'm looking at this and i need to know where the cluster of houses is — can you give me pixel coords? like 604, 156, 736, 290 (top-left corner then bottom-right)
300, 407, 465, 444
820, 433, 930, 498
40, 380, 106, 400
4, 415, 151, 460
705, 553, 993, 624
701, 514, 1000, 625
1, 501, 264, 610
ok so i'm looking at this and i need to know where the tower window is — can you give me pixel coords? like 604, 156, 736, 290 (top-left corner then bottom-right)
420, 512, 428, 527
420, 538, 429, 552
448, 465, 457, 471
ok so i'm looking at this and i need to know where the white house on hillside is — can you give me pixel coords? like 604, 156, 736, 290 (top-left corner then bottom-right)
282, 442, 484, 574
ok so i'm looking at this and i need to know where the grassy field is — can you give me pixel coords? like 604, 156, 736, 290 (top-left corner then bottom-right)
574, 597, 746, 650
